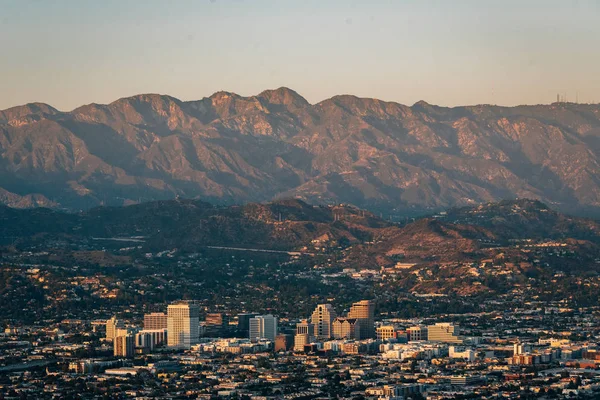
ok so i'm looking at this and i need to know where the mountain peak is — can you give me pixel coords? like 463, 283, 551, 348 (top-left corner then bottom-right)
412, 100, 432, 107
111, 93, 181, 106
210, 91, 240, 100
1, 102, 59, 116
0, 103, 60, 126
257, 87, 309, 107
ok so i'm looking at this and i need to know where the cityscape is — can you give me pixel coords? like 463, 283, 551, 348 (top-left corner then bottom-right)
2, 288, 600, 398
2, 1, 600, 399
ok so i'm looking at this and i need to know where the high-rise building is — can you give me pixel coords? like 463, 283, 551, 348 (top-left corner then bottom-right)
167, 302, 200, 349
332, 317, 361, 339
249, 314, 277, 342
294, 319, 315, 352
237, 313, 259, 336
135, 332, 155, 351
106, 316, 125, 340
138, 329, 167, 347
347, 300, 375, 339
427, 323, 462, 344
296, 319, 315, 336
205, 313, 230, 336
114, 334, 135, 358
294, 333, 311, 352
144, 312, 167, 330
275, 334, 294, 351
310, 304, 337, 339
513, 342, 531, 355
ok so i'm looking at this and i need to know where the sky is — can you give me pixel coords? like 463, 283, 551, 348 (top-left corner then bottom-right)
0, 0, 598, 111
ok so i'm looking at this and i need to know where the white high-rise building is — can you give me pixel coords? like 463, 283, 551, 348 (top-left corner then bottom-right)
167, 302, 200, 349
249, 314, 277, 342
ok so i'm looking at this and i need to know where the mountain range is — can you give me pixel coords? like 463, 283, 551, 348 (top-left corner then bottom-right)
1, 88, 600, 215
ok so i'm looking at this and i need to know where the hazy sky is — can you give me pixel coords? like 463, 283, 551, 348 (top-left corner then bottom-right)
1, 0, 598, 110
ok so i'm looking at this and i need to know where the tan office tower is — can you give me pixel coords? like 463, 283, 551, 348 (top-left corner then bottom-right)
296, 319, 315, 336
311, 304, 337, 339
294, 319, 315, 351
294, 333, 311, 352
347, 300, 375, 339
144, 312, 167, 330
167, 302, 200, 349
106, 316, 124, 340
332, 317, 361, 339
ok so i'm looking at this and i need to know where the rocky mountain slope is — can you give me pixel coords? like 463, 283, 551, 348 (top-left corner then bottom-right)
2, 88, 600, 215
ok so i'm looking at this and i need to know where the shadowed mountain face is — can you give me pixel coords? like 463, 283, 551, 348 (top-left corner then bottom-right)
1, 198, 600, 268
1, 87, 600, 214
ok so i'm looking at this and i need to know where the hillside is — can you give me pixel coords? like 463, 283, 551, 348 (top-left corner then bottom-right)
440, 199, 600, 242
2, 199, 600, 270
0, 198, 379, 252
1, 89, 600, 215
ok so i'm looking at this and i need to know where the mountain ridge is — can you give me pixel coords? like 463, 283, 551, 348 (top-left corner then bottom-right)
2, 88, 600, 215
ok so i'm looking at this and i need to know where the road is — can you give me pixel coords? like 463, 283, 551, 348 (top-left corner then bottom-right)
204, 246, 314, 256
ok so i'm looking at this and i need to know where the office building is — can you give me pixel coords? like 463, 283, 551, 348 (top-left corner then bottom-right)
294, 333, 311, 352
513, 342, 531, 355
167, 302, 200, 349
249, 314, 277, 342
144, 329, 168, 346
275, 334, 294, 351
135, 332, 154, 352
114, 334, 135, 358
237, 313, 259, 336
450, 375, 484, 385
296, 319, 315, 336
294, 320, 315, 352
106, 316, 125, 340
449, 346, 476, 362
428, 323, 463, 344
407, 325, 428, 341
205, 313, 230, 336
347, 300, 375, 339
332, 317, 361, 339
310, 304, 337, 339
144, 312, 167, 330
138, 329, 167, 347
376, 325, 400, 341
